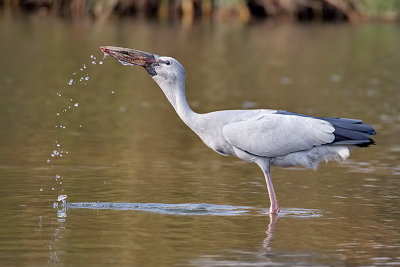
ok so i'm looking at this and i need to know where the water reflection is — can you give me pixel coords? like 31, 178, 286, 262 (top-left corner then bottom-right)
190, 213, 329, 266
263, 214, 277, 252
60, 201, 324, 265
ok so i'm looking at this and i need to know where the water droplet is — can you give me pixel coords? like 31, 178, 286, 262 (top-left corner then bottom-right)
56, 175, 60, 178
92, 61, 96, 65
74, 103, 79, 107
83, 64, 86, 69
39, 188, 43, 191
79, 125, 82, 128
111, 90, 115, 94
56, 113, 60, 116
73, 72, 76, 75
80, 77, 84, 82
85, 76, 89, 81
99, 61, 103, 65
51, 154, 55, 157
53, 150, 59, 156
51, 188, 55, 191
47, 159, 51, 163
58, 195, 67, 201
57, 144, 60, 147
68, 79, 74, 85
57, 92, 62, 97
90, 55, 94, 59
80, 68, 83, 71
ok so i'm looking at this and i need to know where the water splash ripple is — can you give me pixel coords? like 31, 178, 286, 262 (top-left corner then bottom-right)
66, 202, 322, 217
67, 202, 251, 216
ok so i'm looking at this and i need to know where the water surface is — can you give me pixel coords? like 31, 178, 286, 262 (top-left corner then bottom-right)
0, 15, 399, 266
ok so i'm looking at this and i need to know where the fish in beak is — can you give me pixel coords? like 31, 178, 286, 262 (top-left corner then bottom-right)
100, 46, 158, 76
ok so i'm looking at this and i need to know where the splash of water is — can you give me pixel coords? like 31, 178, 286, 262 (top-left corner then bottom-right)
46, 52, 108, 212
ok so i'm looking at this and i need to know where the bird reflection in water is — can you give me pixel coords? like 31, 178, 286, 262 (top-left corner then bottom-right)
263, 213, 278, 253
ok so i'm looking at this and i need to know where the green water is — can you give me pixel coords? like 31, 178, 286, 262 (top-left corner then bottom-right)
0, 14, 399, 266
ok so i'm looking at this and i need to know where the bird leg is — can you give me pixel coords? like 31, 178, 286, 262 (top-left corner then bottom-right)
258, 161, 280, 214
265, 170, 280, 214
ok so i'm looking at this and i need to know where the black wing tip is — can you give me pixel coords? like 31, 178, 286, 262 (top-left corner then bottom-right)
356, 138, 375, 147
333, 138, 375, 147
325, 118, 376, 146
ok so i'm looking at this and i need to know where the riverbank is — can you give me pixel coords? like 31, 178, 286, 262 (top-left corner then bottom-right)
1, 0, 399, 23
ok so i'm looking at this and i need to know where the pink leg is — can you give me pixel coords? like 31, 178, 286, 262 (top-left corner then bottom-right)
265, 169, 280, 214
257, 160, 280, 214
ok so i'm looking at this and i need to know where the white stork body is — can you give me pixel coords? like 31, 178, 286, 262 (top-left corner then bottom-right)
101, 46, 376, 214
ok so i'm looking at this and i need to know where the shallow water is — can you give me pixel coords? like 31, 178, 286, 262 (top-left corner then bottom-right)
0, 14, 400, 266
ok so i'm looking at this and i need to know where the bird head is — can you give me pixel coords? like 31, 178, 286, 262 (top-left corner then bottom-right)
100, 46, 185, 87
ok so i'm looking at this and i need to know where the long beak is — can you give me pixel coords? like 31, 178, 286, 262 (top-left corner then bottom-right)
100, 46, 157, 66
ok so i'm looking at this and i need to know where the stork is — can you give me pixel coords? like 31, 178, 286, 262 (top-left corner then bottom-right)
100, 46, 376, 214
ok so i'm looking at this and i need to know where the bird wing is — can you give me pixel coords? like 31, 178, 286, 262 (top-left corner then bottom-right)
222, 113, 336, 157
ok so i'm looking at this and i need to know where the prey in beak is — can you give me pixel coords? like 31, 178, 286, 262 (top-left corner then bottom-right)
100, 46, 158, 76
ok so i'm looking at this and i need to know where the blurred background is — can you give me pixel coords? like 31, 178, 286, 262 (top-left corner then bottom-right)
0, 0, 400, 266
2, 0, 400, 23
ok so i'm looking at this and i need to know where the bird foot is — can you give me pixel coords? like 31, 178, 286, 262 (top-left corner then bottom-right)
269, 206, 280, 214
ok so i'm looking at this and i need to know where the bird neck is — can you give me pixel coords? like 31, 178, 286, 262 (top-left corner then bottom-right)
155, 76, 200, 131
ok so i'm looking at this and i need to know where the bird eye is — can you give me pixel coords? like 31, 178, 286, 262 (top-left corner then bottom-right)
165, 61, 171, 65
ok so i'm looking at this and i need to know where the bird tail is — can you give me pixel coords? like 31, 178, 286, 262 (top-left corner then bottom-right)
318, 117, 376, 147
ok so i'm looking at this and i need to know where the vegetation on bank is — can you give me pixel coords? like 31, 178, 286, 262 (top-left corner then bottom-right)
1, 0, 399, 22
